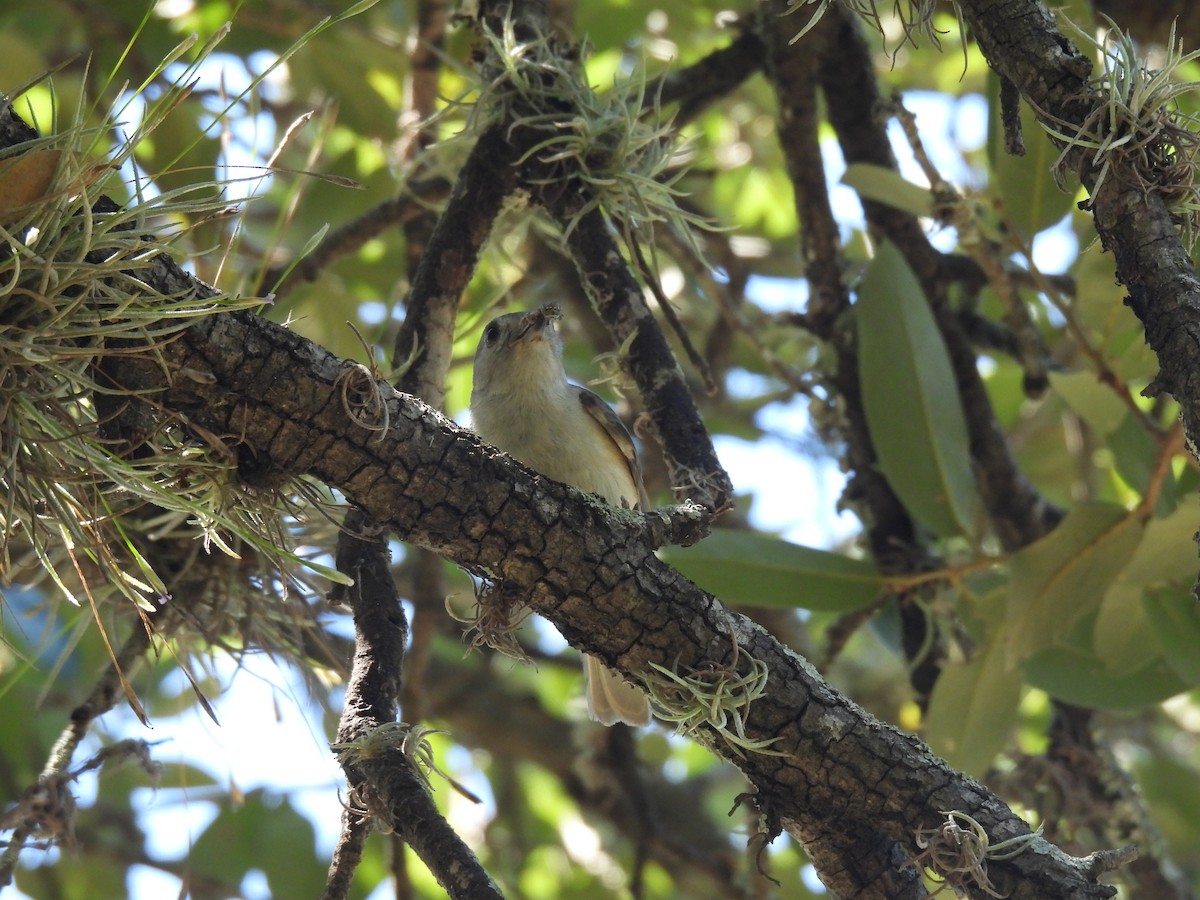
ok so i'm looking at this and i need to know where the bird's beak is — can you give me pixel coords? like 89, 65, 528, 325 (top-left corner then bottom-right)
514, 304, 562, 343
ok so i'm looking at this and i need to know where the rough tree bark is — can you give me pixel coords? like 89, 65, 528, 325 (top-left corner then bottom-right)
7, 0, 1196, 891
86, 270, 1116, 898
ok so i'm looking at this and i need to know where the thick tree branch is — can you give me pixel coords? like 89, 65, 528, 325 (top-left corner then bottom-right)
957, 0, 1200, 459
0, 8, 1138, 885
94, 304, 1113, 899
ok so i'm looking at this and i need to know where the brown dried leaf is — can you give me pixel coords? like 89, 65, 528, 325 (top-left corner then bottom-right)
0, 149, 64, 217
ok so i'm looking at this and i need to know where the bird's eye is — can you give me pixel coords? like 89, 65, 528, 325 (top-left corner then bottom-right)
484, 323, 500, 345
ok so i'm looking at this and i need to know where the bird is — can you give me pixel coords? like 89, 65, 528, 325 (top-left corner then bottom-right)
470, 303, 652, 727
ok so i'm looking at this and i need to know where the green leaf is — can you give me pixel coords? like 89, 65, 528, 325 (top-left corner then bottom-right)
1022, 618, 1190, 709
987, 71, 1077, 237
1047, 370, 1128, 436
1093, 583, 1159, 675
1006, 503, 1143, 666
1091, 485, 1200, 670
190, 790, 326, 894
1144, 587, 1200, 684
1133, 755, 1200, 856
658, 529, 882, 612
1097, 491, 1200, 658
18, 854, 128, 900
857, 239, 979, 538
924, 596, 1022, 777
841, 163, 934, 218
1108, 413, 1171, 505
1112, 493, 1200, 587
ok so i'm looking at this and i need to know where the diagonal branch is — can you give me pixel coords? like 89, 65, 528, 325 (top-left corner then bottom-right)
956, 0, 1200, 457
113, 304, 1115, 900
549, 199, 734, 513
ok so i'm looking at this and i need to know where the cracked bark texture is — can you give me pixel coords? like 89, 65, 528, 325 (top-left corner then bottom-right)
4, 0, 1181, 890
105, 303, 1109, 899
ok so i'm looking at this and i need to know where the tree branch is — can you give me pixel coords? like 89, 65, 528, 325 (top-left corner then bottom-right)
956, 0, 1200, 460
101, 304, 1114, 899
326, 512, 502, 900
261, 184, 448, 300
653, 23, 766, 126
546, 200, 734, 513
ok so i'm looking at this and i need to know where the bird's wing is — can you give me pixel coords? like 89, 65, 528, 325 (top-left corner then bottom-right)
574, 386, 650, 510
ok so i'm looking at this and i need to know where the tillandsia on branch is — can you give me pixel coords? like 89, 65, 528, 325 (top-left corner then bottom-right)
128, 302, 1115, 899
458, 5, 736, 513
955, 0, 1200, 461
0, 90, 1128, 895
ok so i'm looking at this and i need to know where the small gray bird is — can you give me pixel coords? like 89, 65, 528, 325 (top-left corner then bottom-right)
470, 304, 652, 727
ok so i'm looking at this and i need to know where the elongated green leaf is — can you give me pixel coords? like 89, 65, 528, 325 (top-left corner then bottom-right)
987, 71, 1076, 237
857, 240, 979, 538
1111, 493, 1200, 587
1006, 503, 1144, 666
658, 530, 882, 612
1093, 584, 1158, 675
841, 163, 933, 218
925, 596, 1022, 777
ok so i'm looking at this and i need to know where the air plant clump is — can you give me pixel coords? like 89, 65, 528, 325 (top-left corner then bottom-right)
0, 32, 350, 659
0, 136, 252, 605
903, 810, 1043, 898
446, 575, 533, 663
643, 645, 783, 757
1047, 18, 1200, 233
465, 16, 711, 257
331, 723, 481, 803
784, 0, 959, 55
